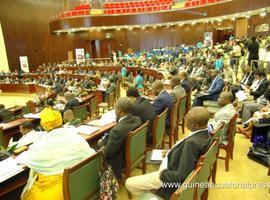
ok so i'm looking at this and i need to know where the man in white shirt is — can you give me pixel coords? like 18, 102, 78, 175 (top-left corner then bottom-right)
125, 107, 212, 199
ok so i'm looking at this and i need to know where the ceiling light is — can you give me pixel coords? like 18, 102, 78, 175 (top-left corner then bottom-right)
117, 28, 121, 31
141, 27, 145, 29
260, 12, 267, 17
129, 27, 133, 30
153, 25, 157, 28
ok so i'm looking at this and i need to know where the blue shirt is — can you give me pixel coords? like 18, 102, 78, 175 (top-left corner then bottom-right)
135, 75, 143, 89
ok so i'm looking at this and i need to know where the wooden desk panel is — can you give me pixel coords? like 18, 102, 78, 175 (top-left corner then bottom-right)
0, 84, 46, 94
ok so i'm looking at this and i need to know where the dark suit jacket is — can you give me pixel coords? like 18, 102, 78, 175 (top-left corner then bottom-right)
207, 76, 224, 100
240, 72, 255, 87
181, 78, 192, 93
156, 129, 211, 199
130, 97, 156, 145
250, 78, 269, 100
104, 114, 142, 179
153, 91, 173, 128
64, 98, 80, 111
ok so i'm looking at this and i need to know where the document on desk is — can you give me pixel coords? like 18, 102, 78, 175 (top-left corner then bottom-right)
0, 157, 25, 183
88, 110, 116, 127
77, 125, 100, 135
23, 113, 40, 119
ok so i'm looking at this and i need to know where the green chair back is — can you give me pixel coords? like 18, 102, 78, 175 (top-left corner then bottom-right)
211, 123, 225, 141
63, 152, 101, 200
197, 140, 219, 198
126, 122, 148, 171
89, 97, 97, 117
152, 108, 167, 148
171, 166, 201, 200
73, 104, 89, 120
170, 101, 179, 132
178, 96, 186, 121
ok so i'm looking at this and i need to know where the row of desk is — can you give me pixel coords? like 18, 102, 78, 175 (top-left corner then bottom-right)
0, 116, 116, 199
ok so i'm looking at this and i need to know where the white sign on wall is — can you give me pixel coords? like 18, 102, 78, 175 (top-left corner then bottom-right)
75, 48, 85, 64
19, 56, 29, 72
204, 32, 213, 46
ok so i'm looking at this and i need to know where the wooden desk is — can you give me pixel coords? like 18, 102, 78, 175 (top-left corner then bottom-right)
0, 84, 46, 94
0, 118, 38, 147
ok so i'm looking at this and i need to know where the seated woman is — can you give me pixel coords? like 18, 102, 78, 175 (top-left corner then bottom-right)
21, 104, 95, 200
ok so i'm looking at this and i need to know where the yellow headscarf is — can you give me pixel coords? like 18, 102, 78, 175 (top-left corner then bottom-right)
40, 107, 63, 131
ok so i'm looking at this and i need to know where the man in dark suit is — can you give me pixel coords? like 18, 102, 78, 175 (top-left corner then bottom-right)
231, 65, 255, 96
126, 87, 156, 146
152, 80, 173, 129
101, 97, 142, 179
247, 70, 269, 100
193, 69, 224, 107
178, 70, 192, 93
126, 107, 212, 199
248, 36, 259, 68
63, 92, 80, 111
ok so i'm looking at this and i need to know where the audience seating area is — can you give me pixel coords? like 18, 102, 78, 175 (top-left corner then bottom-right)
56, 0, 227, 19
103, 0, 172, 14
184, 0, 224, 8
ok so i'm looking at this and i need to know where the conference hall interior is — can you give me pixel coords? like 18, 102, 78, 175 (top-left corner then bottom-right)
0, 0, 270, 200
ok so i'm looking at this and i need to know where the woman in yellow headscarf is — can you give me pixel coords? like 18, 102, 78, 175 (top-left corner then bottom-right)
21, 101, 95, 200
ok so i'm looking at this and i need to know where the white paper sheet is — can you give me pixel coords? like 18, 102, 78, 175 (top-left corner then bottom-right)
77, 125, 100, 135
23, 113, 40, 119
0, 157, 25, 183
150, 149, 167, 162
236, 90, 247, 102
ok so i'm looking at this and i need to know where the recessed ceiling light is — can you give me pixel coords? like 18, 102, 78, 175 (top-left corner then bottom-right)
117, 28, 121, 30
141, 27, 145, 29
260, 12, 266, 17
129, 27, 133, 30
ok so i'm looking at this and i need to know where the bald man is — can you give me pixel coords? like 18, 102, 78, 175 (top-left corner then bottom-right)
126, 107, 212, 199
178, 70, 192, 93
210, 92, 236, 145
152, 80, 173, 129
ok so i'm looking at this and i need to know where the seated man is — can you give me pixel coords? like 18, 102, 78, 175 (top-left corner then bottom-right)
63, 109, 82, 126
126, 87, 156, 146
193, 69, 224, 107
125, 107, 212, 199
243, 70, 269, 100
63, 92, 80, 111
210, 92, 236, 145
178, 70, 192, 93
240, 87, 270, 124
100, 97, 142, 179
152, 80, 173, 129
169, 76, 186, 103
21, 104, 95, 200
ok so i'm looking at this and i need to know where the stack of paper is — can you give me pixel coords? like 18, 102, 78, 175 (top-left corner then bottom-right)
0, 157, 25, 183
77, 125, 100, 135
